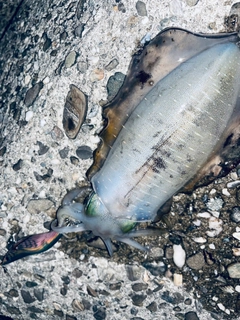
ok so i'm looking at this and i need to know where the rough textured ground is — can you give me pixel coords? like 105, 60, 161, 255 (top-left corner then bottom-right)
0, 0, 240, 319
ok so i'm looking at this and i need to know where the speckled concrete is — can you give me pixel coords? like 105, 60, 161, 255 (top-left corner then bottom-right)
0, 1, 239, 319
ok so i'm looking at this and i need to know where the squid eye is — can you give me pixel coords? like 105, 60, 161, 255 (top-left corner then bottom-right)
64, 218, 69, 223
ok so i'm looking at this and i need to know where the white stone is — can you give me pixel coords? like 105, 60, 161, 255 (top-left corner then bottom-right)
209, 188, 216, 195
16, 177, 21, 184
34, 61, 39, 71
206, 230, 222, 237
197, 212, 211, 218
222, 188, 230, 196
40, 119, 46, 127
211, 211, 220, 218
173, 244, 186, 269
233, 232, 240, 241
141, 16, 149, 25
230, 172, 238, 180
217, 303, 225, 311
43, 76, 50, 84
235, 285, 240, 293
88, 55, 99, 64
227, 180, 240, 189
25, 74, 31, 85
209, 217, 222, 229
51, 159, 60, 165
206, 197, 223, 212
232, 248, 240, 256
193, 219, 201, 226
173, 273, 183, 286
192, 237, 207, 243
25, 110, 34, 122
209, 243, 215, 249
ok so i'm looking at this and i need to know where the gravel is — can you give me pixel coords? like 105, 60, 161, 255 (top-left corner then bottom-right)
0, 0, 239, 319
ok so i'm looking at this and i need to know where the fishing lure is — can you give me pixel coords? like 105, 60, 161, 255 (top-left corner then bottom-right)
2, 27, 240, 264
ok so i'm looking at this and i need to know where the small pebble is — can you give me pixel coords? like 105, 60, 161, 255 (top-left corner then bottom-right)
217, 303, 225, 311
222, 188, 230, 196
185, 0, 199, 6
173, 244, 186, 268
59, 147, 69, 159
206, 217, 223, 237
34, 288, 44, 301
105, 59, 119, 71
0, 228, 7, 236
227, 263, 240, 278
146, 301, 158, 312
25, 74, 31, 85
186, 252, 205, 270
12, 159, 23, 171
25, 110, 34, 121
43, 76, 50, 84
209, 188, 216, 195
192, 219, 201, 226
232, 248, 240, 256
227, 180, 240, 189
90, 68, 104, 81
230, 206, 240, 223
192, 237, 207, 244
65, 51, 77, 68
51, 126, 64, 140
107, 72, 125, 101
184, 298, 192, 305
235, 285, 240, 293
136, 1, 147, 16
173, 273, 183, 286
131, 293, 147, 306
165, 246, 173, 259
230, 172, 238, 180
109, 282, 122, 290
87, 285, 98, 297
21, 290, 36, 303
233, 232, 240, 241
209, 243, 215, 249
43, 34, 52, 51
37, 141, 49, 155
76, 145, 92, 159
197, 212, 211, 218
75, 23, 85, 37
27, 199, 54, 214
72, 299, 84, 311
132, 283, 148, 292
24, 82, 44, 107
206, 197, 223, 212
150, 247, 164, 258
184, 311, 199, 320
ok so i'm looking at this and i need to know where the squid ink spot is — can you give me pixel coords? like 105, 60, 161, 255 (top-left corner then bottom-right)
223, 133, 234, 148
136, 70, 151, 84
152, 157, 166, 173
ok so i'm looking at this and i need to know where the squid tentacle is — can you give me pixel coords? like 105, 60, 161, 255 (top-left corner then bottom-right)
61, 186, 91, 206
